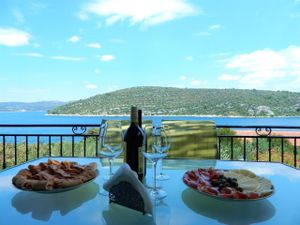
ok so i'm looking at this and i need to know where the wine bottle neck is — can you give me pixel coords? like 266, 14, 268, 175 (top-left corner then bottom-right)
138, 109, 142, 127
130, 107, 138, 124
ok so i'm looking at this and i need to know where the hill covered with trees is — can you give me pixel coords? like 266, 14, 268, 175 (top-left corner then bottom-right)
48, 87, 300, 116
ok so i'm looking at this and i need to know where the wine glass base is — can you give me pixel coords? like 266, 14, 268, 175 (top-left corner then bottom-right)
156, 174, 170, 181
150, 189, 167, 200
103, 174, 113, 181
144, 182, 162, 189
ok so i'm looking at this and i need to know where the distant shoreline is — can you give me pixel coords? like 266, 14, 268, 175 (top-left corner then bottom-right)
45, 113, 300, 118
1, 110, 300, 118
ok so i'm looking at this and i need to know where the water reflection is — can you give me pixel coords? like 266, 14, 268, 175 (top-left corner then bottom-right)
153, 199, 171, 225
102, 203, 154, 225
182, 188, 275, 225
11, 182, 99, 221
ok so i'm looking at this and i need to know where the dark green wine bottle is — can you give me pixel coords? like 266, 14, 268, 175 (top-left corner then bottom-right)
124, 107, 144, 181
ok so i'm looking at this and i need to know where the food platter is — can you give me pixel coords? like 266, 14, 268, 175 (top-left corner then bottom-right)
12, 159, 99, 194
13, 170, 99, 193
183, 168, 274, 201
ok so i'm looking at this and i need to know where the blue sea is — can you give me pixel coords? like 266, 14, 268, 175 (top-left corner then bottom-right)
0, 111, 300, 134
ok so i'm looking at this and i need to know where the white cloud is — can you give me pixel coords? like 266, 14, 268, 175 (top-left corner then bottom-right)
79, 0, 198, 26
13, 10, 25, 23
185, 56, 193, 61
226, 49, 287, 72
100, 54, 115, 62
0, 28, 30, 47
209, 24, 221, 30
218, 74, 241, 81
68, 35, 80, 43
85, 84, 98, 89
87, 43, 101, 48
222, 46, 300, 89
12, 52, 44, 58
50, 56, 86, 61
180, 75, 187, 80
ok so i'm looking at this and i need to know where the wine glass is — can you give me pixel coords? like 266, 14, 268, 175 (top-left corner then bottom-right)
142, 126, 168, 200
98, 120, 123, 180
153, 126, 171, 181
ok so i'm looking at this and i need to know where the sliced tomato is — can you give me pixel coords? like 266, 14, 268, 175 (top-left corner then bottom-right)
183, 178, 198, 189
208, 169, 220, 179
188, 171, 198, 181
198, 178, 210, 187
233, 191, 248, 199
201, 186, 219, 196
247, 192, 260, 199
210, 173, 220, 180
198, 169, 210, 178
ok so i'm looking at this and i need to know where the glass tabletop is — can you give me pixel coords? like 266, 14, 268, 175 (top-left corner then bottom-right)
0, 157, 299, 225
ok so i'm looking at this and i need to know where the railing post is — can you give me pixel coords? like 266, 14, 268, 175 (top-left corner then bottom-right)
60, 136, 63, 156
268, 137, 271, 162
84, 136, 87, 157
230, 137, 233, 160
37, 136, 40, 158
256, 137, 259, 161
14, 136, 17, 165
243, 137, 246, 161
294, 138, 297, 167
26, 136, 28, 161
3, 136, 6, 169
72, 136, 75, 157
95, 136, 99, 157
49, 136, 52, 156
218, 137, 221, 160
281, 138, 284, 163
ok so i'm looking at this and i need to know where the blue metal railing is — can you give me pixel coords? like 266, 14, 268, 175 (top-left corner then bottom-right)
0, 124, 299, 169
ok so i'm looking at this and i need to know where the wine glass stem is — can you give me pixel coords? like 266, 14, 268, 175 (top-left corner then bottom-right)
108, 158, 113, 177
159, 159, 163, 175
153, 161, 157, 193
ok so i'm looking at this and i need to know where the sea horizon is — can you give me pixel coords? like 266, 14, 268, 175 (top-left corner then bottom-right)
0, 111, 300, 126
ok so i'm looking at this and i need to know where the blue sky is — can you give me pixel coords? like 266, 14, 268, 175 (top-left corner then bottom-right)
1, 0, 300, 102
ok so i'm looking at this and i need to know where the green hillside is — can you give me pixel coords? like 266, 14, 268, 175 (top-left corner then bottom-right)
48, 86, 300, 116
